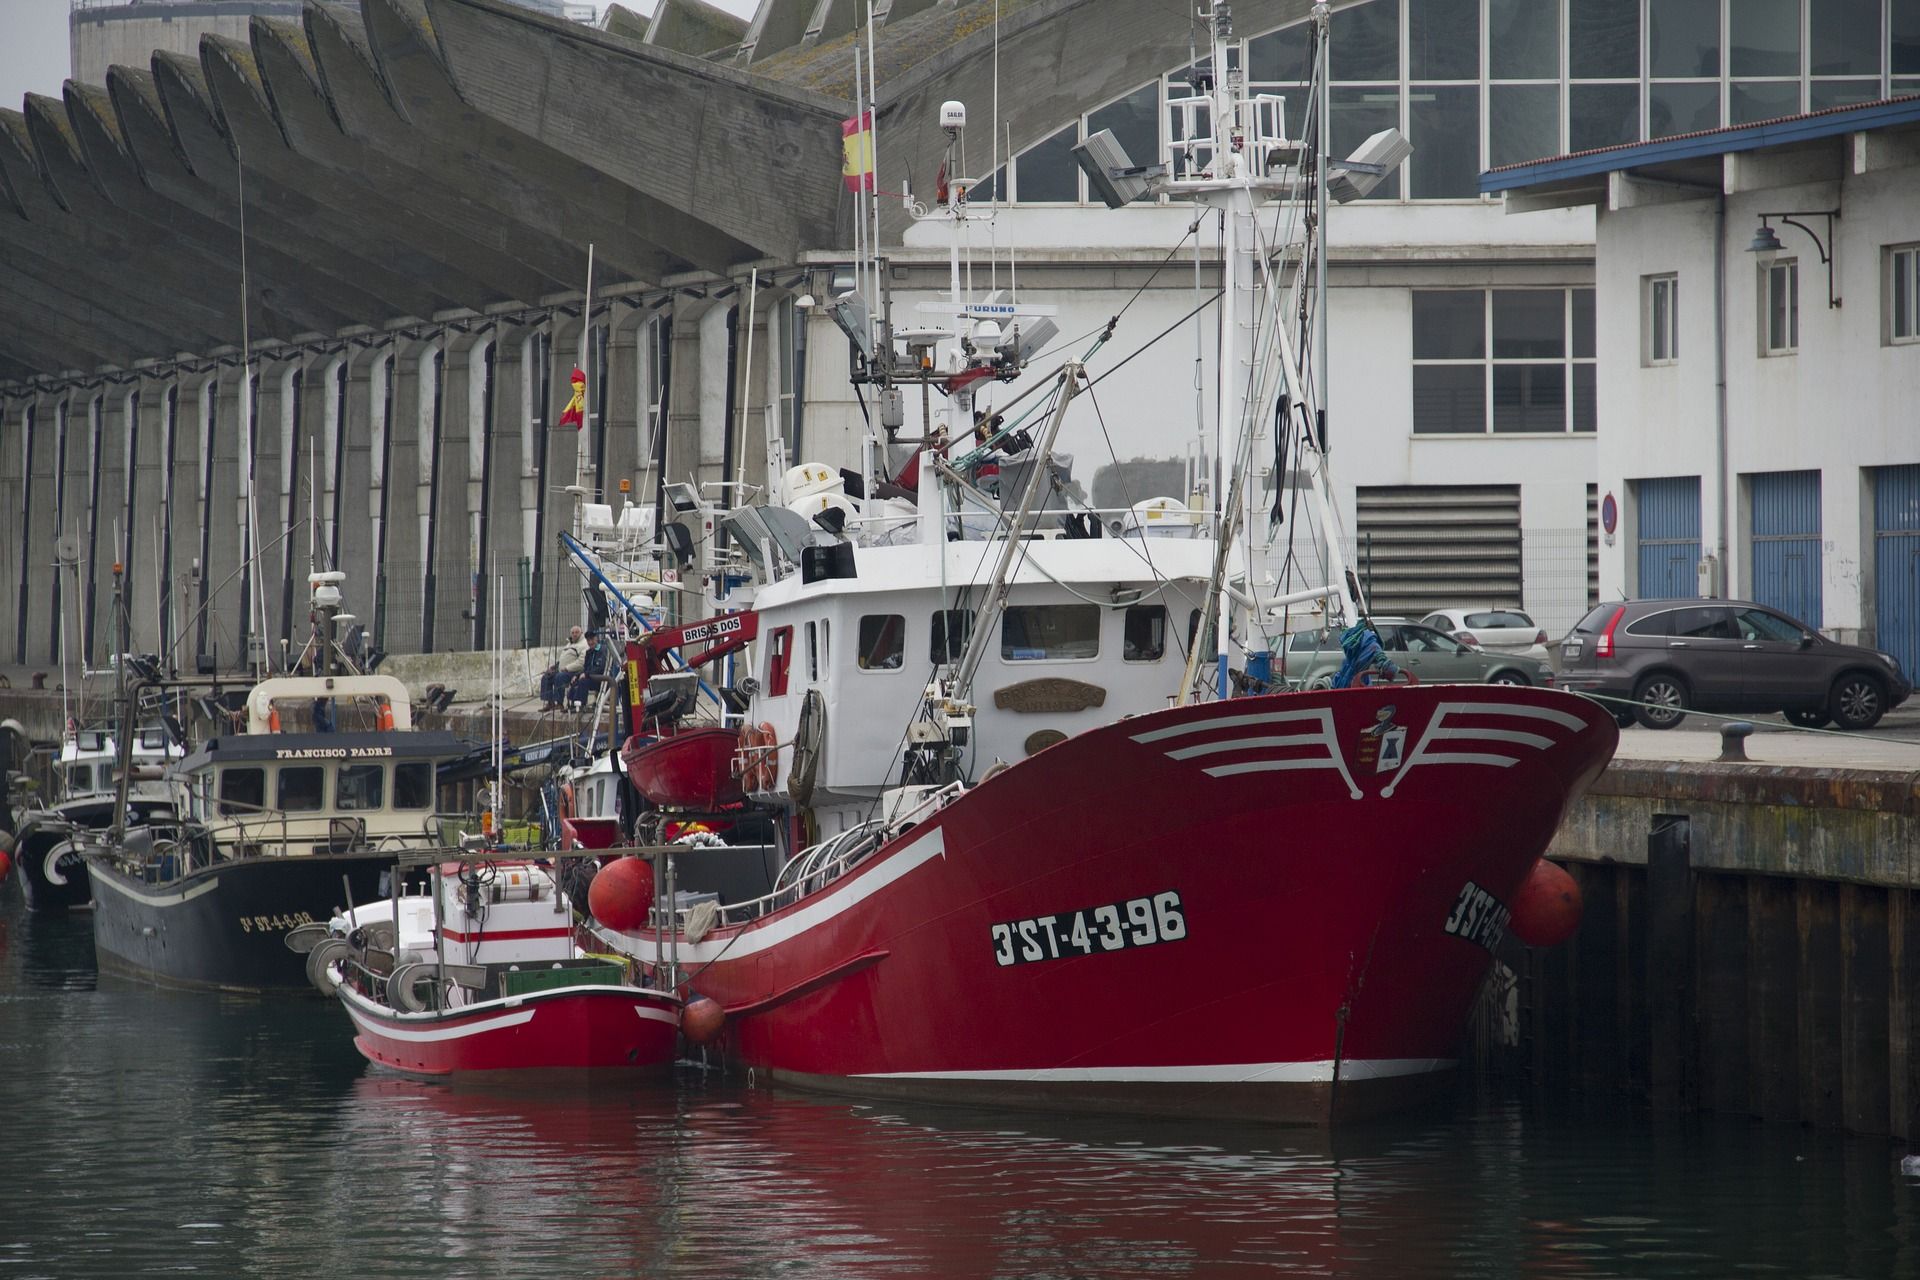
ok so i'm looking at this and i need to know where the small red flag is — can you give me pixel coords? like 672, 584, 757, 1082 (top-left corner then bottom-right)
558, 366, 586, 430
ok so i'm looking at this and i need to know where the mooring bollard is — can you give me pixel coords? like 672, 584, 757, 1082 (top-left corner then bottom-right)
1715, 720, 1754, 763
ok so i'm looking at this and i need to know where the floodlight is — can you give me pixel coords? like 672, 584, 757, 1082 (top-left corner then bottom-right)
1011, 317, 1060, 364
1328, 128, 1412, 203
1072, 129, 1154, 209
664, 481, 701, 514
829, 291, 876, 362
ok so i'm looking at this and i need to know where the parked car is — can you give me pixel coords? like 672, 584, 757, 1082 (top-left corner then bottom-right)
1418, 607, 1552, 662
1279, 618, 1555, 689
1555, 598, 1912, 731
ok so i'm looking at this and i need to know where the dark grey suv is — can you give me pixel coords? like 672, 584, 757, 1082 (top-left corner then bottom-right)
1556, 599, 1911, 730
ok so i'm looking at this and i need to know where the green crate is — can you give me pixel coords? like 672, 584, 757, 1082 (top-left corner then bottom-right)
501, 960, 626, 997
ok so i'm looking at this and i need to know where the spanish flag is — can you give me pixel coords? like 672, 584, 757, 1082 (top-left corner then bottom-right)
558, 366, 586, 430
842, 111, 874, 193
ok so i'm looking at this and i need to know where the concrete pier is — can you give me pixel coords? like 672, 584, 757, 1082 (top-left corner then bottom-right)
1495, 741, 1920, 1138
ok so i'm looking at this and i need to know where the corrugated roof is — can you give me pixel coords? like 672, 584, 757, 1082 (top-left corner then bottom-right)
1480, 93, 1920, 194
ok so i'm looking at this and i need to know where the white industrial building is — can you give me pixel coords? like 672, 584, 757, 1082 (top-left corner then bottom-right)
6, 0, 1918, 671
1483, 98, 1920, 678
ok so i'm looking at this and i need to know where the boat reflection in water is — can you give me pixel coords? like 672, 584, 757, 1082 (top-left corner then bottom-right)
322, 1076, 1914, 1280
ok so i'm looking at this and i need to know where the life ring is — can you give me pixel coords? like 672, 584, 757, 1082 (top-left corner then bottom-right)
558, 780, 576, 821
376, 700, 395, 731
739, 723, 778, 793
752, 721, 780, 791
788, 690, 825, 806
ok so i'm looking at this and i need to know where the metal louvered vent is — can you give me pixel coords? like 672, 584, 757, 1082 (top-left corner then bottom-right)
1354, 485, 1523, 617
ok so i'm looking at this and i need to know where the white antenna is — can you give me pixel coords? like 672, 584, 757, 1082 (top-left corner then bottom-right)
866, 0, 882, 286
851, 50, 868, 305
735, 266, 759, 495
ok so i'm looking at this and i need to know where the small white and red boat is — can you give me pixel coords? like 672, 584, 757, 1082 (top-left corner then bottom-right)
296, 859, 680, 1078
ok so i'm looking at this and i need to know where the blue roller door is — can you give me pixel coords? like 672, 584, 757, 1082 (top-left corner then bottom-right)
1876, 465, 1920, 684
1634, 475, 1701, 598
1749, 470, 1821, 627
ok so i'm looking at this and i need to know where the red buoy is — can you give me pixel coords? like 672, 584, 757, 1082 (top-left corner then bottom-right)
586, 856, 654, 932
0, 849, 12, 882
681, 996, 726, 1045
1508, 858, 1583, 948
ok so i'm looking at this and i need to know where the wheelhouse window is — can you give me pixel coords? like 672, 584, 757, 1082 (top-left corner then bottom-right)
767, 625, 793, 697
66, 764, 93, 793
393, 762, 434, 811
219, 767, 265, 815
930, 609, 973, 664
1762, 260, 1799, 354
1001, 604, 1101, 661
336, 764, 385, 812
1123, 605, 1168, 661
278, 766, 325, 812
857, 614, 906, 670
1645, 274, 1679, 364
806, 620, 827, 681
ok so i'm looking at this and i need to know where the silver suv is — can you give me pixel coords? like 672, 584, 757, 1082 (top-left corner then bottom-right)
1279, 618, 1555, 689
1556, 598, 1911, 730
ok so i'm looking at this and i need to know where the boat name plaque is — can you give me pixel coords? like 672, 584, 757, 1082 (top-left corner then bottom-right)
992, 678, 1108, 714
272, 746, 395, 760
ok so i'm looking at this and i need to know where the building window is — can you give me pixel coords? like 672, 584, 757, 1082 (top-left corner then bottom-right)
1412, 288, 1596, 434
1889, 244, 1920, 344
776, 297, 807, 456
642, 312, 670, 463
1645, 274, 1679, 364
1762, 260, 1800, 355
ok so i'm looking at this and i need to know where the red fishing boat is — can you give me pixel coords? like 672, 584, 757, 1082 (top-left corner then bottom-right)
602, 684, 1612, 1121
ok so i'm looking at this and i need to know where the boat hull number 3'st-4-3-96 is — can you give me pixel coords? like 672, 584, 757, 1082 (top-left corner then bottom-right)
991, 891, 1187, 967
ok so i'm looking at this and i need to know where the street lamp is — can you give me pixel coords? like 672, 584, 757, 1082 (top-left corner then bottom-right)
1747, 210, 1841, 308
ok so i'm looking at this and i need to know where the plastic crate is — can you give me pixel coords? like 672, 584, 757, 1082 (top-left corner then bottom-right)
501, 960, 626, 997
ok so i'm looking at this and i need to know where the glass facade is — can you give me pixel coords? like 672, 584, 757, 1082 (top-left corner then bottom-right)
996, 0, 1916, 203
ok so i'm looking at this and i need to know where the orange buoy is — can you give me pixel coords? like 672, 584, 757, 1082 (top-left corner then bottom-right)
586, 856, 654, 932
1508, 858, 1583, 948
376, 701, 395, 731
267, 707, 282, 732
681, 996, 726, 1045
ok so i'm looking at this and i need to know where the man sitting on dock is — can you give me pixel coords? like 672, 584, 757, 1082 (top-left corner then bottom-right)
540, 626, 588, 712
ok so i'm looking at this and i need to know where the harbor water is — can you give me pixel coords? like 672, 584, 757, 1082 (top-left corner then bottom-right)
3, 895, 1917, 1280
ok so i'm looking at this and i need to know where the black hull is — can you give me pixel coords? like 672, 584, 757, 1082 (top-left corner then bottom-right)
89, 852, 392, 992
12, 799, 174, 913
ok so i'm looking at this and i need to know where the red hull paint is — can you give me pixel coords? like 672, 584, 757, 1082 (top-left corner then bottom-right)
621, 726, 746, 810
340, 985, 681, 1078
609, 686, 1617, 1123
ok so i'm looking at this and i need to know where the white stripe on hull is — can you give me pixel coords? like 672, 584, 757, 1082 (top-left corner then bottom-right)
341, 986, 679, 1043
89, 870, 221, 907
854, 1058, 1455, 1084
609, 825, 947, 965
